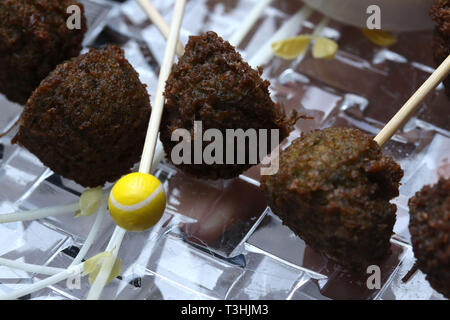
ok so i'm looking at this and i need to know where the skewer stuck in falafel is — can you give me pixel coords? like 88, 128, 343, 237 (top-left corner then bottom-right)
261, 127, 404, 271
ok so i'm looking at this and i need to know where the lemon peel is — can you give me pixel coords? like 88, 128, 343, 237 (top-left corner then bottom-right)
312, 37, 338, 59
361, 29, 397, 47
272, 35, 312, 60
82, 250, 122, 285
75, 187, 103, 218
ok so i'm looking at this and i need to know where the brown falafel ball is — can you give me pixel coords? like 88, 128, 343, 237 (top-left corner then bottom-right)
430, 0, 450, 96
12, 46, 151, 188
261, 127, 404, 271
430, 0, 450, 34
160, 31, 294, 180
408, 178, 450, 298
0, 0, 86, 105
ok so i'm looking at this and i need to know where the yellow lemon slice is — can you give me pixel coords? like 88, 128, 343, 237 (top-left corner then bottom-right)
109, 172, 166, 232
272, 35, 312, 60
312, 37, 338, 59
361, 29, 397, 47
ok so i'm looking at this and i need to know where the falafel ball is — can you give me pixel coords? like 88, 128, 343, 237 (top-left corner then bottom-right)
261, 127, 404, 271
0, 0, 87, 105
12, 45, 151, 188
430, 0, 450, 97
160, 31, 295, 180
408, 178, 450, 298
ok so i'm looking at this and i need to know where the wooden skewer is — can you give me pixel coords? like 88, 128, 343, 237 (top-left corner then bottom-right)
136, 0, 274, 55
375, 54, 450, 147
86, 0, 186, 301
139, 0, 186, 174
228, 0, 273, 47
135, 0, 185, 56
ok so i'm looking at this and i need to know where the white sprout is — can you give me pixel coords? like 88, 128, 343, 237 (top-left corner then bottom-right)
0, 258, 64, 276
0, 263, 84, 300
0, 202, 80, 224
71, 192, 108, 266
86, 227, 126, 300
85, 143, 166, 300
0, 187, 108, 299
0, 139, 166, 300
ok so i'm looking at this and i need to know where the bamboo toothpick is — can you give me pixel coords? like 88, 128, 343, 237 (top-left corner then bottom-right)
86, 0, 186, 300
228, 0, 273, 47
135, 0, 185, 56
136, 0, 275, 55
375, 54, 450, 147
139, 0, 186, 174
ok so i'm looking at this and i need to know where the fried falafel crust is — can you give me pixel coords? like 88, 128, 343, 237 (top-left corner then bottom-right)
261, 127, 403, 271
0, 0, 87, 105
161, 31, 294, 180
430, 0, 450, 96
430, 0, 450, 34
13, 46, 151, 188
408, 178, 450, 298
